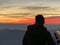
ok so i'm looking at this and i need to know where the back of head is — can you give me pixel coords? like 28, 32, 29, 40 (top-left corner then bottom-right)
35, 14, 45, 26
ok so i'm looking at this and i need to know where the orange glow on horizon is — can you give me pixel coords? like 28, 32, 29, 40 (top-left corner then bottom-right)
0, 17, 60, 24
45, 18, 60, 24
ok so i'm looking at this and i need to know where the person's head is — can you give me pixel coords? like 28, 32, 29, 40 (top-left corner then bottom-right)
35, 14, 45, 26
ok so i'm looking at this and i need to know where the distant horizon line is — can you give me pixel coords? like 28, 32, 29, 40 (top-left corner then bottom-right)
0, 23, 60, 25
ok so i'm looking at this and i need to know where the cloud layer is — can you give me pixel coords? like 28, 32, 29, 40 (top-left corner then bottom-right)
0, 0, 60, 24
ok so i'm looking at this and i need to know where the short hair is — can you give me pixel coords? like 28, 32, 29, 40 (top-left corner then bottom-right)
36, 14, 44, 21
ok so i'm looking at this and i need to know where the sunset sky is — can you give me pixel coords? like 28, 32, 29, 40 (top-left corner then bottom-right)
0, 0, 60, 24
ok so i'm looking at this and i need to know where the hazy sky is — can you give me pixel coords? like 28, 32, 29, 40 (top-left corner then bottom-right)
0, 0, 60, 24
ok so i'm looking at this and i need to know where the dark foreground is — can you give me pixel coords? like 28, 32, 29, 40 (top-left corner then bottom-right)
0, 30, 25, 45
0, 29, 60, 45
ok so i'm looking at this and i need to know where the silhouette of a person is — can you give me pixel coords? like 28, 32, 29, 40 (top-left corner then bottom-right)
23, 14, 56, 45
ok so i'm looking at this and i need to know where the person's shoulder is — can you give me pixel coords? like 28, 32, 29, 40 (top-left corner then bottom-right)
43, 26, 50, 33
28, 24, 35, 27
45, 29, 51, 35
42, 26, 47, 30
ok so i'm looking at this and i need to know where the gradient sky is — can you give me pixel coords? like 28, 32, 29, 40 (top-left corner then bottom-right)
0, 0, 60, 24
